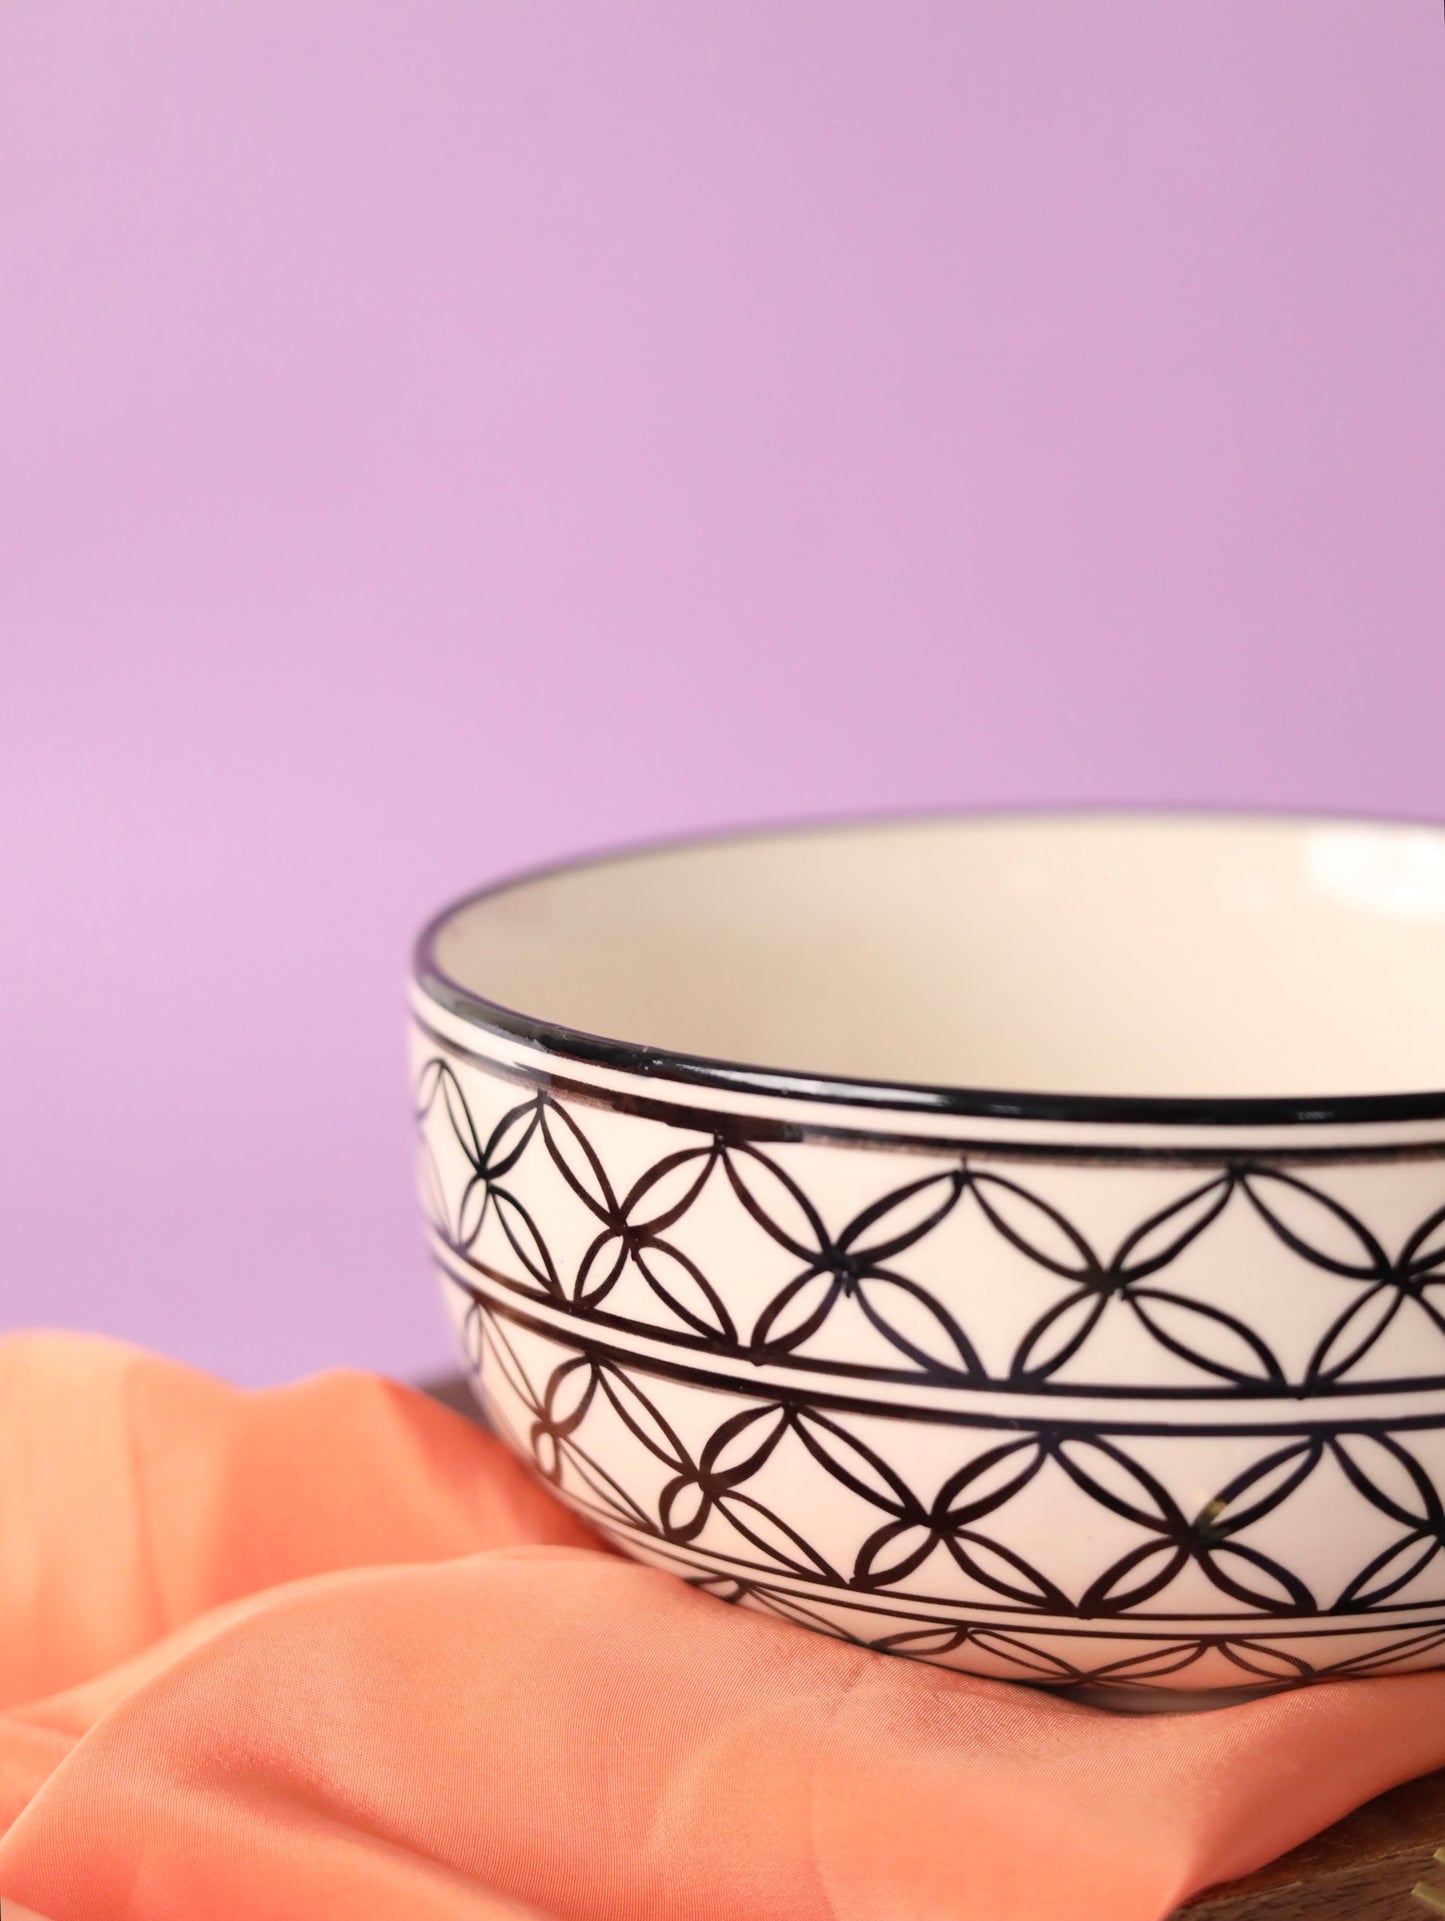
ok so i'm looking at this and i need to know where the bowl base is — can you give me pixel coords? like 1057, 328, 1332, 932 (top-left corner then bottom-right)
1057, 1683, 1275, 1716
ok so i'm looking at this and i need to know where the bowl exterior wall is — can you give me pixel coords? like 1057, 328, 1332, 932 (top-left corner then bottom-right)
412, 990, 1445, 1704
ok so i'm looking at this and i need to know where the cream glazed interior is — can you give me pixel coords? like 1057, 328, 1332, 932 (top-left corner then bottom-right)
411, 813, 1445, 1708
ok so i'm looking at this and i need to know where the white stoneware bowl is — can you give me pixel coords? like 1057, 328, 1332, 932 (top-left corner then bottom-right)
411, 812, 1445, 1708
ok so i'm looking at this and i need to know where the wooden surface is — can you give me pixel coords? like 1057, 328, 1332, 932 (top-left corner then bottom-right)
421, 1374, 1445, 1920
1179, 1770, 1445, 1919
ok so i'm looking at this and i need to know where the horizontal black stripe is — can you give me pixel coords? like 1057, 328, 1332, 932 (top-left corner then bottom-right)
413, 806, 1445, 1131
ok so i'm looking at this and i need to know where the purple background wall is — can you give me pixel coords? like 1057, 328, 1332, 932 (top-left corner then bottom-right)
2, 5, 1442, 1386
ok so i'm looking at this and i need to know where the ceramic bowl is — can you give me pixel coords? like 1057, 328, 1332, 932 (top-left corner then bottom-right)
410, 812, 1445, 1707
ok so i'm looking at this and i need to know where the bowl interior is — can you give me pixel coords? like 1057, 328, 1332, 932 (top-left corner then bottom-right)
425, 813, 1445, 1102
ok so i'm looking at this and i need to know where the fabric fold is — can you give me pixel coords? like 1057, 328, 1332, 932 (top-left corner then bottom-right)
2, 1332, 1444, 1921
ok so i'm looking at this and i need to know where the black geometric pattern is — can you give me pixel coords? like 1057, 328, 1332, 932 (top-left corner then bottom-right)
416, 1055, 1445, 1396
413, 1031, 1445, 1696
452, 1291, 1445, 1698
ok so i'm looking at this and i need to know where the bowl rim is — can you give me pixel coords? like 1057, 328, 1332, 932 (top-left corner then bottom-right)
411, 804, 1445, 1129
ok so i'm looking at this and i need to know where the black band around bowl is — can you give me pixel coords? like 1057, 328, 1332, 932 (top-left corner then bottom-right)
412, 808, 1445, 1131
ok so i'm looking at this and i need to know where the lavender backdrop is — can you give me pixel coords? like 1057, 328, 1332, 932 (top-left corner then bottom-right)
2, 5, 1442, 1386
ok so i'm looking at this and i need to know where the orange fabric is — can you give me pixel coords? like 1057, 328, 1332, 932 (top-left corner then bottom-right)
2, 1336, 1445, 1919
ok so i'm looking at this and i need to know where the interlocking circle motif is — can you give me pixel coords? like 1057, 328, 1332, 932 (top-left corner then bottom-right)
417, 1058, 1445, 1394
414, 1034, 1445, 1697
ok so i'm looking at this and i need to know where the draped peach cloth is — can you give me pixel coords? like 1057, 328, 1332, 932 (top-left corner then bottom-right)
3, 1338, 1445, 1919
